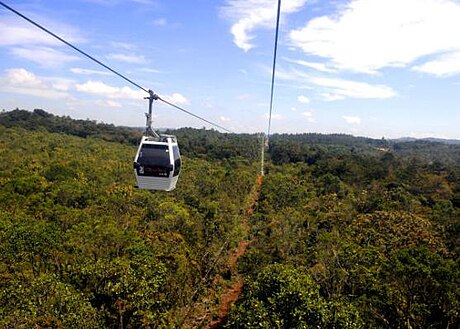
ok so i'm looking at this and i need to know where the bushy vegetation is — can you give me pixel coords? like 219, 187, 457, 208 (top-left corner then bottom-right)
228, 137, 460, 328
0, 122, 258, 327
0, 109, 262, 161
1, 109, 458, 328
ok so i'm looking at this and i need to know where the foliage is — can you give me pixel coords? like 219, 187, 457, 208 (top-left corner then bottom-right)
226, 264, 364, 328
1, 112, 459, 328
0, 109, 262, 161
0, 124, 258, 327
235, 138, 459, 328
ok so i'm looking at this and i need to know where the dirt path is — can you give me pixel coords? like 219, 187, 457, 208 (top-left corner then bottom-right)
207, 240, 250, 329
205, 176, 262, 328
181, 175, 262, 328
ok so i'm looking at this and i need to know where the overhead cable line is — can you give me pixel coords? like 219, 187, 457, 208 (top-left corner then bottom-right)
267, 0, 282, 139
260, 0, 282, 177
158, 96, 233, 133
0, 0, 234, 133
0, 1, 148, 93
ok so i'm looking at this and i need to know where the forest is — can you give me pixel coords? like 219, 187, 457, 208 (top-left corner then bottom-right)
0, 109, 459, 328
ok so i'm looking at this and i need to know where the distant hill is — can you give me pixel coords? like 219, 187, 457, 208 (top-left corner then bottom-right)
2, 109, 458, 164
0, 108, 142, 145
396, 137, 460, 145
0, 109, 261, 161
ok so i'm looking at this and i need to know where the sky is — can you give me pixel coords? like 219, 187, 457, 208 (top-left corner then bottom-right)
1, 0, 460, 139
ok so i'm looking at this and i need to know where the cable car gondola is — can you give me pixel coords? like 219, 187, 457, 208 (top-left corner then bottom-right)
134, 91, 181, 191
134, 135, 181, 191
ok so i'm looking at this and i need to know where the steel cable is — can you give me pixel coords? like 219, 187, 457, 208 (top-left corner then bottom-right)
0, 1, 233, 133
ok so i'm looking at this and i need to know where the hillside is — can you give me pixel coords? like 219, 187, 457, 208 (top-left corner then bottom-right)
0, 123, 260, 327
0, 110, 459, 328
0, 109, 263, 162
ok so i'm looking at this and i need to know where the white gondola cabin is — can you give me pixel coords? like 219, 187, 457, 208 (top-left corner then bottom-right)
134, 135, 181, 191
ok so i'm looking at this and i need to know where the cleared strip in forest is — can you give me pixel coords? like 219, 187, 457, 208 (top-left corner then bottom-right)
180, 175, 262, 328
207, 241, 250, 329
205, 175, 263, 328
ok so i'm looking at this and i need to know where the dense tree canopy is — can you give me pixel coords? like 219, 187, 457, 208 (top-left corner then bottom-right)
0, 109, 458, 328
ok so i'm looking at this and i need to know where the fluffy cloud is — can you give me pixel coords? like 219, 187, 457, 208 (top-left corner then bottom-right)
106, 53, 146, 64
0, 11, 88, 70
311, 77, 396, 100
106, 100, 122, 107
276, 66, 396, 100
161, 93, 190, 105
110, 41, 136, 50
153, 18, 167, 26
343, 115, 361, 125
0, 20, 56, 47
412, 51, 460, 77
0, 16, 83, 47
289, 0, 460, 74
70, 67, 112, 76
0, 68, 70, 99
75, 80, 145, 99
320, 93, 345, 102
221, 0, 307, 51
10, 47, 79, 67
297, 95, 310, 104
263, 113, 282, 119
302, 111, 315, 122
284, 58, 336, 73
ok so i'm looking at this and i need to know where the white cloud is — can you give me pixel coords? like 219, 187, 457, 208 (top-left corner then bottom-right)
94, 99, 123, 108
0, 16, 83, 47
0, 20, 56, 47
51, 78, 75, 92
70, 67, 112, 76
311, 77, 396, 99
297, 95, 310, 104
75, 80, 145, 99
220, 116, 231, 122
343, 115, 361, 125
0, 68, 70, 99
284, 58, 336, 73
275, 66, 396, 100
10, 47, 79, 67
263, 113, 282, 119
221, 0, 308, 51
153, 18, 167, 26
302, 111, 315, 122
289, 0, 460, 74
161, 93, 190, 105
107, 53, 146, 64
110, 41, 136, 50
320, 93, 345, 101
413, 51, 460, 77
106, 100, 122, 107
273, 64, 397, 101
237, 93, 253, 100
76, 80, 117, 95
139, 67, 161, 74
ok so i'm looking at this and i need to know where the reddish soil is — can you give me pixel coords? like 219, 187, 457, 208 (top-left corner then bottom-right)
207, 274, 244, 328
207, 240, 250, 329
205, 176, 262, 328
245, 175, 263, 216
228, 240, 250, 270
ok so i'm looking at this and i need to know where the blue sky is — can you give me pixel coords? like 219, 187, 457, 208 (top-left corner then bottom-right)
1, 0, 460, 139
